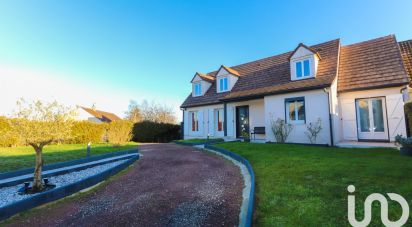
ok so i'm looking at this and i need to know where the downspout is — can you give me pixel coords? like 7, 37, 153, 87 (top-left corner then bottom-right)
324, 88, 334, 146
181, 108, 185, 139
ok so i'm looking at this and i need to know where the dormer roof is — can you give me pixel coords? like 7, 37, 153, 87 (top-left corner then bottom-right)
218, 65, 240, 77
191, 72, 215, 83
289, 43, 322, 60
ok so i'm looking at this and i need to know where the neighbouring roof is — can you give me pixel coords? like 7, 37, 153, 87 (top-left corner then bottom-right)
80, 107, 122, 122
399, 39, 412, 85
338, 35, 409, 93
181, 35, 410, 108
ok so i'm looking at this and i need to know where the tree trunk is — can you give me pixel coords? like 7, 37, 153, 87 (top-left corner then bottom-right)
32, 146, 44, 191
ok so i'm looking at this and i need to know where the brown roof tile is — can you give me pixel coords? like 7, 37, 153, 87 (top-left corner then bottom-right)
399, 39, 412, 85
81, 107, 122, 122
337, 35, 409, 93
181, 39, 340, 107
181, 35, 410, 108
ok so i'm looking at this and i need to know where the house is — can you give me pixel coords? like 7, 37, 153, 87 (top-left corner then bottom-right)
180, 35, 412, 146
76, 106, 122, 123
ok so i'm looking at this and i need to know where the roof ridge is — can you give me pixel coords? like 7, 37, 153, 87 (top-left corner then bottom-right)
342, 34, 395, 47
205, 38, 340, 77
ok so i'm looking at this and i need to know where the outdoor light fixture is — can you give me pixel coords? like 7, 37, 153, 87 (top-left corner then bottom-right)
43, 178, 49, 185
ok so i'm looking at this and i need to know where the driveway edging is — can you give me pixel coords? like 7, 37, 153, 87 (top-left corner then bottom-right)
204, 144, 255, 227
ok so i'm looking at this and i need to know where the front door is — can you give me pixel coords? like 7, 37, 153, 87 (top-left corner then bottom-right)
236, 106, 250, 138
355, 97, 389, 141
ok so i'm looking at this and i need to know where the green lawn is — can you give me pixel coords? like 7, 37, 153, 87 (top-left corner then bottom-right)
0, 142, 138, 173
215, 142, 412, 226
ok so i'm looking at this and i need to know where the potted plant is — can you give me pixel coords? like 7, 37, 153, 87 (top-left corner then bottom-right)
395, 135, 412, 156
241, 131, 250, 142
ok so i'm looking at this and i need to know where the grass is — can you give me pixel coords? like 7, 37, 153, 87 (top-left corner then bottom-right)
176, 138, 224, 143
0, 142, 138, 173
215, 142, 412, 226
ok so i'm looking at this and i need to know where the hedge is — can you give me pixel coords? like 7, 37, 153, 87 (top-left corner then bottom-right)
0, 117, 20, 147
70, 121, 106, 144
132, 121, 181, 143
107, 120, 133, 145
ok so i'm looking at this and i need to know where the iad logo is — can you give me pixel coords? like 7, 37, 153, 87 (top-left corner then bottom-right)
347, 185, 409, 227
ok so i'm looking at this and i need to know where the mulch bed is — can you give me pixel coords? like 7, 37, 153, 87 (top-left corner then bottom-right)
4, 143, 243, 226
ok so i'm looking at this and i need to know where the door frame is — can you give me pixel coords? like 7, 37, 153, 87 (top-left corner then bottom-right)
354, 96, 390, 142
235, 105, 250, 138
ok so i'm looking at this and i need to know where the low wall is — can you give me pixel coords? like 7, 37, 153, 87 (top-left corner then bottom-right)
0, 154, 139, 221
0, 149, 138, 180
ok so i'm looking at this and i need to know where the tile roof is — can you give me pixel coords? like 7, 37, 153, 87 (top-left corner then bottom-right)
181, 35, 410, 108
181, 39, 340, 107
81, 107, 122, 122
399, 39, 412, 85
337, 35, 409, 93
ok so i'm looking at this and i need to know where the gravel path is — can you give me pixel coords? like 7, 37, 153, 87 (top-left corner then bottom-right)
0, 159, 128, 208
4, 143, 243, 226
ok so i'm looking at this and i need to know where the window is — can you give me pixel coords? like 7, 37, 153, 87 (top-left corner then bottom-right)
194, 83, 202, 96
295, 59, 311, 78
191, 111, 199, 131
219, 77, 229, 92
285, 97, 305, 124
216, 109, 224, 131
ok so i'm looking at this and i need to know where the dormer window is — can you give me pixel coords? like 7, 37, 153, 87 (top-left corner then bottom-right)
289, 43, 320, 81
219, 77, 229, 92
295, 59, 311, 78
193, 82, 202, 96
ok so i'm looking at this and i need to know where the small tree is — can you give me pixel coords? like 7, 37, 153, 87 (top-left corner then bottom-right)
305, 118, 322, 144
107, 120, 133, 145
11, 99, 75, 191
270, 117, 293, 143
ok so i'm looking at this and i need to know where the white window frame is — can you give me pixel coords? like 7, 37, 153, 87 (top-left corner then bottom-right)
218, 76, 229, 92
285, 98, 305, 124
193, 82, 202, 96
292, 58, 313, 80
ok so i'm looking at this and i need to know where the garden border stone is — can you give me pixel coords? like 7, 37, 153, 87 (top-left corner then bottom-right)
204, 144, 255, 227
0, 153, 139, 221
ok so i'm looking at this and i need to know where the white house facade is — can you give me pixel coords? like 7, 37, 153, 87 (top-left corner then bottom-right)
181, 35, 412, 146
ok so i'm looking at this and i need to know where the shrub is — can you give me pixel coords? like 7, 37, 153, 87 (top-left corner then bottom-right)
270, 117, 293, 143
305, 118, 322, 144
107, 120, 133, 145
132, 121, 181, 143
70, 121, 106, 144
0, 117, 20, 147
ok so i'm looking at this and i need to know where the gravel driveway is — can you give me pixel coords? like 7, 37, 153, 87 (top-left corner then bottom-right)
4, 143, 243, 226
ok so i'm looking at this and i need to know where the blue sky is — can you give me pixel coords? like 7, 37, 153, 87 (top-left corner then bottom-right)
0, 0, 411, 119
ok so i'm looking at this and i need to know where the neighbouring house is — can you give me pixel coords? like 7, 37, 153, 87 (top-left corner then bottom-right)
180, 35, 412, 146
76, 106, 122, 123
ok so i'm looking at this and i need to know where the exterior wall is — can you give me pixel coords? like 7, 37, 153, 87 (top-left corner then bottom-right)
183, 104, 224, 139
264, 89, 332, 145
226, 99, 265, 140
330, 75, 341, 144
338, 86, 407, 142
